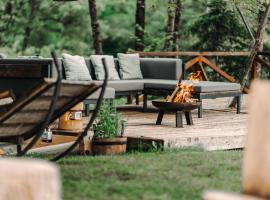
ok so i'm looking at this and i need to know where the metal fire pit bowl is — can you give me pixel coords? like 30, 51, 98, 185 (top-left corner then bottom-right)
152, 100, 201, 112
152, 100, 201, 128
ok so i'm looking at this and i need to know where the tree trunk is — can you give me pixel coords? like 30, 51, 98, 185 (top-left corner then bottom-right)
254, 9, 265, 78
163, 0, 175, 51
240, 3, 270, 91
88, 0, 103, 55
135, 0, 145, 51
172, 0, 182, 51
22, 0, 37, 52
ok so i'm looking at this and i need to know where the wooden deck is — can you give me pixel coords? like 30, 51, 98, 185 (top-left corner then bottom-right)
120, 96, 248, 151
0, 96, 248, 154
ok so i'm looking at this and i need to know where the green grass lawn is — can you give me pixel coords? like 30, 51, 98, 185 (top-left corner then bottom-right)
58, 150, 242, 200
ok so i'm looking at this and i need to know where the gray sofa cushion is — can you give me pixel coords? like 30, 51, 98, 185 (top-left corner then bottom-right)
108, 80, 145, 92
145, 80, 241, 93
62, 53, 92, 81
140, 58, 182, 80
190, 81, 241, 93
90, 55, 120, 80
117, 53, 143, 79
144, 79, 178, 90
87, 87, 115, 100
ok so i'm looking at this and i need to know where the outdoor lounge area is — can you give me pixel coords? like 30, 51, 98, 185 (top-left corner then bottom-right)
1, 0, 270, 200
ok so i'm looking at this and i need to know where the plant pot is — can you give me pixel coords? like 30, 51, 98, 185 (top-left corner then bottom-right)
91, 137, 127, 156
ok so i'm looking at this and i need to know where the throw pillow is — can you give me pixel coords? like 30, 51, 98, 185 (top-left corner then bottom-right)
117, 53, 143, 79
90, 55, 120, 80
62, 53, 92, 81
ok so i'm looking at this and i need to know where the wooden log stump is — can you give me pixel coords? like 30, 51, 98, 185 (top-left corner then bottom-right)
0, 159, 61, 200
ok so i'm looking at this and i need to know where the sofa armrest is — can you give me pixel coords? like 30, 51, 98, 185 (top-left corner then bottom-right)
139, 58, 182, 80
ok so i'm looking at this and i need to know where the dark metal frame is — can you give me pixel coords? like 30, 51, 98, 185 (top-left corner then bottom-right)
156, 110, 193, 128
193, 91, 242, 118
143, 88, 242, 118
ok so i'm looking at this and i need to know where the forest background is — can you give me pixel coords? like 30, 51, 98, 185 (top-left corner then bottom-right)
0, 0, 270, 81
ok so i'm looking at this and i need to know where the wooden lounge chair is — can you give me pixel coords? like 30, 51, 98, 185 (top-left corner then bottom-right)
0, 52, 108, 161
202, 80, 270, 200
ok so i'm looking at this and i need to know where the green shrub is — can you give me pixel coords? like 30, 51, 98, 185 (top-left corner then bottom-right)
93, 103, 122, 139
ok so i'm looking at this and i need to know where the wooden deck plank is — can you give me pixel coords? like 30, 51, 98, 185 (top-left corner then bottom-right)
121, 96, 248, 151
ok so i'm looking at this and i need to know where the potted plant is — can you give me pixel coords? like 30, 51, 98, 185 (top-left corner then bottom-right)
91, 103, 127, 155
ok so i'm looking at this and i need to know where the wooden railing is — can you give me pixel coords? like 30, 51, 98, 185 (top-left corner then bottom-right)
135, 51, 270, 93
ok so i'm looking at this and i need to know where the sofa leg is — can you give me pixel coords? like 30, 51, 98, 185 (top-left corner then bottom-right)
236, 95, 242, 114
135, 95, 140, 105
143, 94, 148, 112
198, 98, 203, 118
127, 95, 133, 104
84, 103, 90, 117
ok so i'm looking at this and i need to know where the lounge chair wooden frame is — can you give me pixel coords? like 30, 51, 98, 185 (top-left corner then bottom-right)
0, 52, 108, 161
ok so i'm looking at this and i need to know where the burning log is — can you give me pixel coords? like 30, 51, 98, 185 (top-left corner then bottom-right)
167, 82, 195, 104
166, 85, 181, 102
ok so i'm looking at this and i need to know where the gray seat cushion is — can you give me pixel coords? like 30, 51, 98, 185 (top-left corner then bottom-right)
107, 80, 145, 92
145, 80, 241, 93
192, 81, 241, 92
144, 79, 178, 90
87, 87, 115, 100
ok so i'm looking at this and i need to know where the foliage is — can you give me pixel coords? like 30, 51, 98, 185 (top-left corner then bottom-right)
0, 0, 91, 56
59, 150, 242, 200
0, 0, 205, 56
187, 0, 251, 81
0, 0, 270, 82
190, 0, 250, 51
93, 102, 121, 139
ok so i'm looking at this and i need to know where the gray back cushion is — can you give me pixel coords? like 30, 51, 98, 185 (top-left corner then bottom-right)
90, 55, 120, 80
117, 53, 143, 80
62, 53, 92, 81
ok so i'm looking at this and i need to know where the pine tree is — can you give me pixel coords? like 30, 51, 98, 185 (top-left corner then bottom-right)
88, 0, 103, 55
135, 0, 146, 51
189, 0, 250, 81
190, 0, 249, 51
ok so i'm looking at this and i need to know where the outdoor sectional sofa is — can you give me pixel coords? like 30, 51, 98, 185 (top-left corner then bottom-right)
64, 56, 241, 118
0, 56, 242, 118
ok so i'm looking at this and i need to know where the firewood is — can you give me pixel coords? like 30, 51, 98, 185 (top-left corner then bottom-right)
167, 85, 181, 102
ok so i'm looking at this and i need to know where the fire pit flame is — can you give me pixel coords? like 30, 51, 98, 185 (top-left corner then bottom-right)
166, 82, 196, 104
166, 70, 204, 104
188, 70, 203, 82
